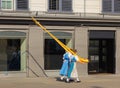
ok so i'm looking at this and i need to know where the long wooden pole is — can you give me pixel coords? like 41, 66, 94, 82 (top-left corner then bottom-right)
32, 17, 89, 63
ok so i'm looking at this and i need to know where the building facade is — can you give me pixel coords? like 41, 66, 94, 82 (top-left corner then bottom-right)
0, 0, 120, 77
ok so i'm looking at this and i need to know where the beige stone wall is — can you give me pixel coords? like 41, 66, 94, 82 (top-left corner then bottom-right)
75, 27, 88, 76
28, 26, 45, 77
0, 24, 119, 77
116, 29, 120, 74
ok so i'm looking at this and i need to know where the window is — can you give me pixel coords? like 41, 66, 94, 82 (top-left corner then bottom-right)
62, 0, 72, 11
7, 39, 21, 71
0, 39, 26, 71
44, 39, 65, 70
102, 0, 112, 12
48, 0, 72, 12
1, 0, 12, 9
44, 32, 73, 70
0, 31, 26, 72
114, 0, 120, 12
49, 0, 59, 10
16, 0, 29, 10
102, 0, 120, 13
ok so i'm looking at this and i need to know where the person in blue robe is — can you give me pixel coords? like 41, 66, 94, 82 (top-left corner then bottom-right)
65, 49, 80, 83
59, 52, 72, 80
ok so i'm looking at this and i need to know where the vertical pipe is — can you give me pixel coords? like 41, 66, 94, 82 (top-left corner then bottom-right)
84, 0, 86, 17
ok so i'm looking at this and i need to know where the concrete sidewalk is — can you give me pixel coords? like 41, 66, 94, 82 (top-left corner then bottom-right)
0, 75, 120, 88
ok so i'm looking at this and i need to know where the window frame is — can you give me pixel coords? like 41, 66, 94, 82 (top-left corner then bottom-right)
102, 0, 120, 13
1, 0, 13, 10
44, 31, 73, 70
16, 0, 29, 11
48, 0, 72, 12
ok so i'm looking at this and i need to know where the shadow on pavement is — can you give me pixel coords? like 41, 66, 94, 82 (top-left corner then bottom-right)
90, 86, 103, 88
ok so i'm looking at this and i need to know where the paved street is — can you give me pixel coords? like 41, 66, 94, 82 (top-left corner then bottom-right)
0, 75, 120, 88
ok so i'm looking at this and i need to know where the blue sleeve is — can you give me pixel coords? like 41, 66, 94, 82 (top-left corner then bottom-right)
63, 53, 69, 60
71, 56, 77, 62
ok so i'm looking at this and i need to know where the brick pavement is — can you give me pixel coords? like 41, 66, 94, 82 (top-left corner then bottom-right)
0, 75, 120, 88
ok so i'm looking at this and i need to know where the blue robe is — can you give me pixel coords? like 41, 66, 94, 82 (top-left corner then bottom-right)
59, 52, 71, 76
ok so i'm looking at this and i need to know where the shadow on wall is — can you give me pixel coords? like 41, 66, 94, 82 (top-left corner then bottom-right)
23, 50, 48, 77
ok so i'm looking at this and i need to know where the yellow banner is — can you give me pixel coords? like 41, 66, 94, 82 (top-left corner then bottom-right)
32, 17, 89, 63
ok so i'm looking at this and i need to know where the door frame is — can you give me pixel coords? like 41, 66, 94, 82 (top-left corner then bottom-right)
88, 30, 115, 74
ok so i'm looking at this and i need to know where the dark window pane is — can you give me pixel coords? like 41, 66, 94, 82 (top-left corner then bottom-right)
49, 0, 59, 10
49, 0, 72, 11
114, 0, 120, 12
62, 0, 72, 11
0, 0, 1, 9
7, 39, 21, 71
0, 39, 21, 71
102, 0, 112, 12
45, 39, 65, 54
16, 0, 29, 10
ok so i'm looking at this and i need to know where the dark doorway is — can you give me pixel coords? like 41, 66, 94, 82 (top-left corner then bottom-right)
88, 31, 115, 74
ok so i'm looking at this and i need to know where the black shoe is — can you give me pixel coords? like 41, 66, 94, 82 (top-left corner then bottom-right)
56, 77, 64, 81
75, 80, 81, 83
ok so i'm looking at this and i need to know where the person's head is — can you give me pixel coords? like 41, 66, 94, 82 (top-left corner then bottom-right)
74, 49, 77, 53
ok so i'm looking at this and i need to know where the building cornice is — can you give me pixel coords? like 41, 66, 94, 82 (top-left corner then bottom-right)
0, 11, 120, 27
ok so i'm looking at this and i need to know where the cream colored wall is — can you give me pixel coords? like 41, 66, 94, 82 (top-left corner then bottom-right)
73, 0, 102, 13
85, 0, 102, 13
29, 0, 102, 13
30, 0, 47, 11
73, 0, 84, 12
2, 0, 102, 13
